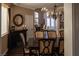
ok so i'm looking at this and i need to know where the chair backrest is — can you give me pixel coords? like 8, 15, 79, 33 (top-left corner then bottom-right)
35, 31, 44, 39
48, 31, 57, 39
58, 31, 64, 55
38, 39, 55, 55
59, 31, 64, 38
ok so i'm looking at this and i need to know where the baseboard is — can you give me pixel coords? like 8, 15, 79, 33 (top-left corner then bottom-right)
1, 49, 8, 56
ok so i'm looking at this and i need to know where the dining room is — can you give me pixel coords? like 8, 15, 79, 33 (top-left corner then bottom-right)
1, 1, 79, 59
1, 3, 64, 56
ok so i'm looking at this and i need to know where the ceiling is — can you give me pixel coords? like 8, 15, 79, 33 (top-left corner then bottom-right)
14, 3, 63, 10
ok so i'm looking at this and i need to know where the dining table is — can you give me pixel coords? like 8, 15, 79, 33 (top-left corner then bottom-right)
27, 30, 64, 55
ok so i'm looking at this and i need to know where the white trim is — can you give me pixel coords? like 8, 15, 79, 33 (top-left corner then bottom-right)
64, 3, 73, 56
1, 49, 8, 56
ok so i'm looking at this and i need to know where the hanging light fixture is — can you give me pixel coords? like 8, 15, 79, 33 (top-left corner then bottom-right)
51, 5, 57, 19
51, 5, 63, 19
41, 7, 48, 12
40, 4, 63, 20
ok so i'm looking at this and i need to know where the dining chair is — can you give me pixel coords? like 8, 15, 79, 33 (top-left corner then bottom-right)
60, 31, 64, 39
35, 31, 44, 39
21, 33, 39, 56
59, 31, 64, 55
38, 39, 56, 56
20, 33, 30, 56
28, 31, 44, 56
48, 31, 60, 55
59, 39, 64, 55
48, 31, 57, 39
28, 38, 39, 56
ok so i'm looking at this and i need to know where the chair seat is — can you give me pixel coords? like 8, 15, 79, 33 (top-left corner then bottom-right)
24, 48, 30, 53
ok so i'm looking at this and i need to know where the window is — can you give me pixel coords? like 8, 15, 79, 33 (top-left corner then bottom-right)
51, 17, 56, 27
1, 5, 9, 37
46, 13, 56, 30
47, 17, 50, 27
34, 12, 39, 25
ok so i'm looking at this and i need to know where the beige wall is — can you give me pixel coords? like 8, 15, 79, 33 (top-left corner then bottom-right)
0, 34, 8, 55
10, 5, 34, 30
1, 34, 8, 54
64, 3, 73, 56
72, 4, 79, 56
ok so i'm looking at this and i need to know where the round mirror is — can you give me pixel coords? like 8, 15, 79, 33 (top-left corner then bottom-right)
13, 14, 24, 26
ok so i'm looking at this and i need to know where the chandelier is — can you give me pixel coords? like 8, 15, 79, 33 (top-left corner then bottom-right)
41, 5, 63, 19
41, 7, 48, 11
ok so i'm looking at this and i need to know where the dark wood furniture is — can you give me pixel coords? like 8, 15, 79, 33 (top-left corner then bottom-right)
59, 38, 64, 56
58, 30, 64, 55
8, 29, 28, 49
15, 29, 28, 45
28, 31, 57, 56
29, 30, 64, 56
38, 39, 56, 56
20, 30, 64, 56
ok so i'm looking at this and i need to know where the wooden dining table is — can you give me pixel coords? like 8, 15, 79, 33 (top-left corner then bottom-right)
28, 38, 56, 56
27, 30, 64, 55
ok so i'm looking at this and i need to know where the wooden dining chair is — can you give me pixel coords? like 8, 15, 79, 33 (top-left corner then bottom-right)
48, 31, 57, 39
48, 31, 62, 55
35, 31, 44, 39
60, 31, 64, 39
59, 31, 64, 55
28, 31, 44, 56
59, 39, 64, 55
38, 39, 56, 56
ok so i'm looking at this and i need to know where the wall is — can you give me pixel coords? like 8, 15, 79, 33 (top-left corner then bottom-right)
10, 5, 34, 30
64, 3, 73, 56
1, 34, 8, 55
72, 3, 79, 56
